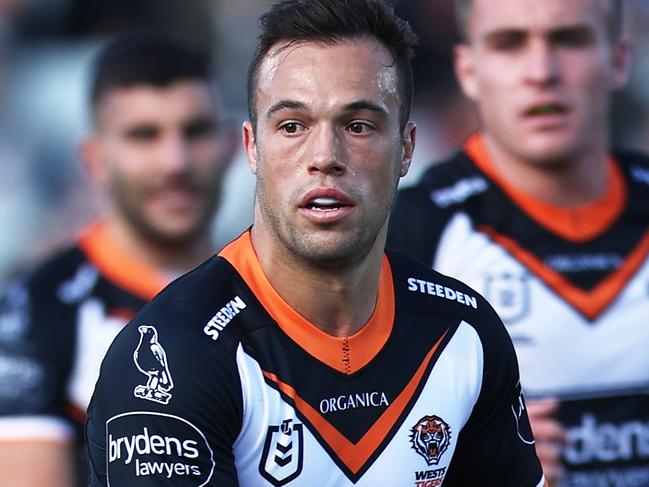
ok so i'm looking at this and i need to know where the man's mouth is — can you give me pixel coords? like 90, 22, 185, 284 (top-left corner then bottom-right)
305, 197, 349, 211
526, 104, 567, 116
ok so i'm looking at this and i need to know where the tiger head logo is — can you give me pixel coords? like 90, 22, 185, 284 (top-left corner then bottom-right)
410, 415, 451, 465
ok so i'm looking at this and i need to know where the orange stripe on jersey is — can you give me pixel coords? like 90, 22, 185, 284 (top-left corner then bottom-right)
77, 221, 168, 301
220, 232, 394, 375
465, 133, 626, 242
479, 226, 649, 320
262, 329, 449, 474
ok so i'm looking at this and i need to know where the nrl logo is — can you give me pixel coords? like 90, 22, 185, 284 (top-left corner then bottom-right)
485, 272, 530, 324
259, 419, 303, 486
133, 325, 174, 405
410, 415, 451, 466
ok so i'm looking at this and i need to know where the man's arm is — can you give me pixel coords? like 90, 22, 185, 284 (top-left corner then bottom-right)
443, 299, 545, 486
0, 441, 76, 487
526, 398, 567, 486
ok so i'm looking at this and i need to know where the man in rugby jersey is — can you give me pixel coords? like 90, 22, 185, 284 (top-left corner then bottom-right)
86, 1, 545, 485
388, 1, 649, 485
0, 34, 236, 485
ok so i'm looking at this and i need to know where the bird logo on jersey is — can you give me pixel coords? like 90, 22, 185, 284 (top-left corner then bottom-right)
133, 325, 174, 405
410, 415, 451, 466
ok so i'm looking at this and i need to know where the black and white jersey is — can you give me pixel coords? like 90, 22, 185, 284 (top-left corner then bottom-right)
0, 222, 166, 446
389, 133, 649, 486
86, 231, 544, 486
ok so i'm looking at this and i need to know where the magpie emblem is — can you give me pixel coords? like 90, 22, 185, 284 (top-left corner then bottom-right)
133, 325, 174, 405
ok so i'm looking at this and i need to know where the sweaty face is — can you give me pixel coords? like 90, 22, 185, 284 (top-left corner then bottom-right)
93, 81, 231, 248
455, 0, 628, 166
244, 38, 414, 267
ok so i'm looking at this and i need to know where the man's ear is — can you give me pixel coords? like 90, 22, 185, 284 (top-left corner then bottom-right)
79, 135, 109, 187
242, 121, 258, 175
611, 38, 631, 91
454, 43, 479, 101
400, 121, 417, 178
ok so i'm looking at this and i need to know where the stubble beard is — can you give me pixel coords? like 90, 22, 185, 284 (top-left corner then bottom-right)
255, 176, 388, 271
112, 176, 220, 252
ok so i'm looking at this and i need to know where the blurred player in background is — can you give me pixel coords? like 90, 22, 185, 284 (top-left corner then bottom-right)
389, 0, 649, 485
0, 34, 236, 485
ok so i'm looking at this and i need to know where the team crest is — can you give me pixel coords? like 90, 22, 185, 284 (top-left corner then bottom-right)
410, 415, 451, 466
133, 325, 174, 405
485, 272, 530, 324
259, 419, 304, 486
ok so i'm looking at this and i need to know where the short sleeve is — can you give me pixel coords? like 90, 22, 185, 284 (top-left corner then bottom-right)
0, 278, 76, 443
86, 297, 243, 486
443, 305, 544, 486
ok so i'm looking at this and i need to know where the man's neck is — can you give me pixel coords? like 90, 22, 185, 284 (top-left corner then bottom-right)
251, 224, 385, 338
103, 217, 214, 277
482, 133, 609, 207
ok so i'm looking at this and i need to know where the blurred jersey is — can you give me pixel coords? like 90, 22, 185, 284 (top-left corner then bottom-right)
0, 221, 165, 469
389, 133, 649, 486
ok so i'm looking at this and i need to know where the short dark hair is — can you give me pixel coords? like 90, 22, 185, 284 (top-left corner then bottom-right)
247, 0, 418, 131
455, 0, 624, 42
90, 34, 211, 118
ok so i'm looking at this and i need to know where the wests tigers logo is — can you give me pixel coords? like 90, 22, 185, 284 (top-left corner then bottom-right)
410, 415, 451, 465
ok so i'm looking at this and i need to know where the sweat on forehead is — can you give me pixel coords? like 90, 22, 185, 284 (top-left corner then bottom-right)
246, 0, 417, 131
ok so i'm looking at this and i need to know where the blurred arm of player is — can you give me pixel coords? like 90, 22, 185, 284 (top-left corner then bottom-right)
527, 398, 567, 486
0, 442, 76, 486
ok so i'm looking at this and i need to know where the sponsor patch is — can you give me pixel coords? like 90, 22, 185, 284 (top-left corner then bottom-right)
133, 325, 174, 405
407, 278, 478, 309
203, 296, 247, 341
106, 411, 214, 486
410, 415, 451, 466
259, 419, 304, 486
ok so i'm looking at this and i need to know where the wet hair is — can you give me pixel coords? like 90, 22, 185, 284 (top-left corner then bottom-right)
90, 34, 211, 119
247, 0, 418, 131
454, 0, 623, 42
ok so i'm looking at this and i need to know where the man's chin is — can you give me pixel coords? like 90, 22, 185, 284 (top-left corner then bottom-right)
135, 220, 210, 250
514, 134, 582, 166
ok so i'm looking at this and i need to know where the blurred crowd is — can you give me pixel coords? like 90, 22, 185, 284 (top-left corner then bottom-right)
2, 0, 649, 285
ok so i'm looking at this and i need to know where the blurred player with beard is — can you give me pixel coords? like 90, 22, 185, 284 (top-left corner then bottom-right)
388, 0, 649, 485
0, 34, 236, 486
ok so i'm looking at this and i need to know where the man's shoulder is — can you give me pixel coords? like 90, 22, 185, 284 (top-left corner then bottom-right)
2, 244, 88, 308
110, 255, 249, 352
388, 251, 500, 327
616, 149, 649, 188
16, 244, 85, 289
392, 149, 487, 221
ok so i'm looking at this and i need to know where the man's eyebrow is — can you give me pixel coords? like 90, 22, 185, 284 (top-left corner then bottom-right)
265, 100, 306, 119
343, 100, 388, 116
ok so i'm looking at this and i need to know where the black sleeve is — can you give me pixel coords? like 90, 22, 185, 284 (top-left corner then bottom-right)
0, 276, 75, 426
444, 304, 544, 487
86, 295, 243, 486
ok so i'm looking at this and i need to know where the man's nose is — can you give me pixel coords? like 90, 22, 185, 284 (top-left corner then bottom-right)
159, 132, 191, 171
307, 124, 345, 176
524, 39, 560, 86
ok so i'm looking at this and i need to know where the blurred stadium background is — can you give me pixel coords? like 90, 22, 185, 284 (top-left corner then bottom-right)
1, 0, 649, 285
